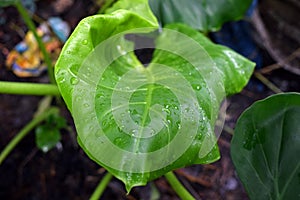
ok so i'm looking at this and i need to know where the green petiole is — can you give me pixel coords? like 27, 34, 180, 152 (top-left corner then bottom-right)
0, 81, 60, 96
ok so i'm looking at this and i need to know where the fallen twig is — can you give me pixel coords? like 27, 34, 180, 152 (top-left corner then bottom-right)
254, 72, 282, 94
175, 169, 212, 188
259, 48, 300, 74
251, 9, 300, 75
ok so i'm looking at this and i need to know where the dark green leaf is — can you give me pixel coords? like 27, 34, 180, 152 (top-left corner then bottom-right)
0, 0, 17, 7
55, 0, 254, 191
35, 112, 66, 153
231, 93, 300, 200
149, 0, 252, 32
35, 125, 61, 153
45, 113, 67, 129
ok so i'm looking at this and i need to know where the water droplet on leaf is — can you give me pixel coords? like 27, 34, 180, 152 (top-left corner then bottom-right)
176, 121, 181, 129
75, 96, 82, 102
114, 137, 123, 145
57, 77, 65, 83
162, 108, 170, 115
70, 77, 79, 85
84, 103, 89, 108
150, 129, 155, 135
82, 39, 88, 45
184, 107, 190, 113
131, 129, 137, 137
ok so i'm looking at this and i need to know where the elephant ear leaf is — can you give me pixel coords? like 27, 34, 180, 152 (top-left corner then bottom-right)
231, 93, 300, 200
149, 0, 253, 32
55, 0, 255, 192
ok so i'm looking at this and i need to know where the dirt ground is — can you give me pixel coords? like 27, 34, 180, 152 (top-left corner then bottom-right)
0, 0, 299, 199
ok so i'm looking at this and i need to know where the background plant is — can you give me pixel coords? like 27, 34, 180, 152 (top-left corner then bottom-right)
231, 93, 300, 200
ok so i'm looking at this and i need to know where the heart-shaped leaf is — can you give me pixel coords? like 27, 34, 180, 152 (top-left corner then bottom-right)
231, 93, 300, 200
55, 0, 255, 191
148, 0, 253, 32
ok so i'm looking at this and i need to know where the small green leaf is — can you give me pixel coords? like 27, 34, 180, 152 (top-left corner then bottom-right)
55, 0, 254, 191
35, 113, 66, 153
231, 93, 300, 200
149, 0, 252, 32
35, 125, 61, 153
45, 113, 67, 130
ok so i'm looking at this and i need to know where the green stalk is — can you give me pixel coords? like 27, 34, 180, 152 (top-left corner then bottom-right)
165, 172, 195, 200
15, 1, 56, 84
89, 173, 113, 200
254, 72, 282, 94
0, 81, 60, 96
0, 108, 58, 165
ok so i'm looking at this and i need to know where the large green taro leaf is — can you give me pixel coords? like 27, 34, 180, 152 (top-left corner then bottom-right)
231, 93, 300, 200
55, 0, 255, 191
149, 0, 252, 32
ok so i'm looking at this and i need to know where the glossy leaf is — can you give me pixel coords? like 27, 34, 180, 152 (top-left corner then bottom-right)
106, 0, 157, 24
149, 0, 252, 32
55, 0, 255, 191
231, 93, 300, 200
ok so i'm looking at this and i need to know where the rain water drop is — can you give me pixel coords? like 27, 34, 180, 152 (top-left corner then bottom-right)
84, 103, 90, 108
114, 137, 123, 146
57, 77, 65, 83
82, 39, 88, 45
70, 77, 79, 85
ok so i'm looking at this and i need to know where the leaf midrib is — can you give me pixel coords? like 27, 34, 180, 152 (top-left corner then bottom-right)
279, 109, 300, 199
134, 69, 154, 153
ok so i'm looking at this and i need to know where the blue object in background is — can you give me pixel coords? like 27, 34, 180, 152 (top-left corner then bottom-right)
210, 0, 262, 68
48, 17, 70, 43
21, 0, 36, 14
246, 0, 258, 17
15, 42, 28, 53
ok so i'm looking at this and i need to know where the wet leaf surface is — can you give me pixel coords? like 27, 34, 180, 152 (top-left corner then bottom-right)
149, 0, 252, 32
55, 0, 254, 191
231, 93, 300, 200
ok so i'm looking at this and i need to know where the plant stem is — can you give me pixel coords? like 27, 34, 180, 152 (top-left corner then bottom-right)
15, 1, 56, 84
165, 171, 195, 200
223, 124, 234, 135
254, 72, 282, 94
90, 172, 113, 200
0, 81, 60, 96
0, 108, 58, 165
